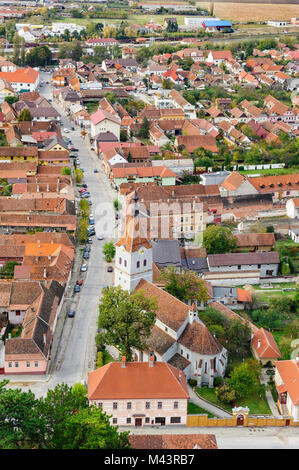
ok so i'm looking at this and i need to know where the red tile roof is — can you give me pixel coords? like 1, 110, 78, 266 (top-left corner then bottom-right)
88, 361, 189, 400
252, 327, 280, 359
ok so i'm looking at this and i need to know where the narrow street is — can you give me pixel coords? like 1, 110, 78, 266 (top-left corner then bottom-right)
5, 72, 118, 398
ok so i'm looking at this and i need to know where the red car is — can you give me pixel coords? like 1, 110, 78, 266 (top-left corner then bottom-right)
76, 279, 83, 286
79, 188, 86, 193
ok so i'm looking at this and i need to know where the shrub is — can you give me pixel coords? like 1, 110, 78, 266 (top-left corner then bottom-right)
188, 379, 197, 387
96, 351, 103, 368
215, 383, 237, 404
213, 376, 224, 387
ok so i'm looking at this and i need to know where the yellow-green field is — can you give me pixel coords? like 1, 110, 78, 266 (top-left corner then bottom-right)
196, 2, 299, 22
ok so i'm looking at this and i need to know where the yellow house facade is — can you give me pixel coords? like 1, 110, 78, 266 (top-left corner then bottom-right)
0, 146, 38, 162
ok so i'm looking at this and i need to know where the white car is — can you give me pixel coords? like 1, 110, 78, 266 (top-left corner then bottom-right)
81, 264, 87, 272
64, 128, 70, 133
97, 234, 104, 240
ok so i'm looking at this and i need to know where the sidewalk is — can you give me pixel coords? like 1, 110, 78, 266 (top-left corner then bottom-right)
188, 386, 232, 418
260, 368, 281, 418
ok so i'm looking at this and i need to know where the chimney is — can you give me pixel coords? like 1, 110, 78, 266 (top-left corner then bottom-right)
257, 339, 261, 349
43, 267, 47, 278
43, 333, 46, 345
149, 353, 154, 367
121, 356, 126, 368
178, 372, 182, 382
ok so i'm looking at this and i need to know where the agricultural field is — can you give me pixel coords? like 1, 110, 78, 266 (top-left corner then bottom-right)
197, 2, 299, 22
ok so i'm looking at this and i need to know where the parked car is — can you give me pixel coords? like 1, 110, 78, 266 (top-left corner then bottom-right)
97, 234, 104, 240
64, 128, 70, 133
70, 147, 79, 151
81, 193, 90, 199
76, 279, 83, 286
82, 183, 88, 188
115, 213, 119, 219
68, 309, 75, 318
88, 238, 93, 244
83, 252, 89, 259
87, 228, 95, 236
93, 169, 99, 173
71, 127, 75, 130
107, 266, 113, 272
87, 200, 92, 205
74, 284, 80, 293
84, 246, 91, 252
89, 217, 95, 225
81, 264, 87, 272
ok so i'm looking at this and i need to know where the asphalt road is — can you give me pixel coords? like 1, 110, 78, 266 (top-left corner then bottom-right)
6, 72, 118, 397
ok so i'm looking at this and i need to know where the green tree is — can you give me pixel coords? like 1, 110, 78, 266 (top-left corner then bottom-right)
5, 96, 18, 105
0, 380, 47, 449
229, 360, 261, 399
17, 108, 32, 122
75, 168, 83, 184
78, 218, 88, 243
215, 382, 237, 404
38, 383, 88, 449
60, 406, 131, 449
137, 116, 149, 139
79, 198, 90, 219
62, 166, 71, 175
120, 129, 128, 142
159, 267, 209, 304
25, 45, 52, 67
203, 225, 237, 254
102, 241, 115, 262
98, 286, 157, 361
113, 199, 121, 211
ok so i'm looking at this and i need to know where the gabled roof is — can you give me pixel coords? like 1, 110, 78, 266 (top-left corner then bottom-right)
275, 359, 299, 405
178, 321, 223, 356
207, 251, 280, 267
129, 433, 218, 450
220, 171, 247, 191
90, 108, 121, 126
235, 232, 275, 248
135, 278, 189, 332
252, 327, 280, 359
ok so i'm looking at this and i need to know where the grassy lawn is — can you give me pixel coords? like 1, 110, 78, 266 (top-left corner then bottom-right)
239, 168, 299, 176
102, 349, 115, 365
254, 290, 295, 302
187, 401, 215, 418
85, 101, 99, 114
196, 386, 271, 415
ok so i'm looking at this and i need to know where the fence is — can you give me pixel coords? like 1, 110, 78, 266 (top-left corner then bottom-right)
187, 414, 299, 427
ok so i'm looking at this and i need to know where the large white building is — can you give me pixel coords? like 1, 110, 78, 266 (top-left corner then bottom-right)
184, 16, 220, 29
0, 67, 39, 93
113, 193, 228, 386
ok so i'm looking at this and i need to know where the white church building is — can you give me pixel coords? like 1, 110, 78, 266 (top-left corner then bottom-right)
113, 193, 228, 387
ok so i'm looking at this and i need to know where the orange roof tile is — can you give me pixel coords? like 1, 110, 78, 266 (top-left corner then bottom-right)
275, 359, 299, 405
252, 328, 280, 359
88, 361, 189, 400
